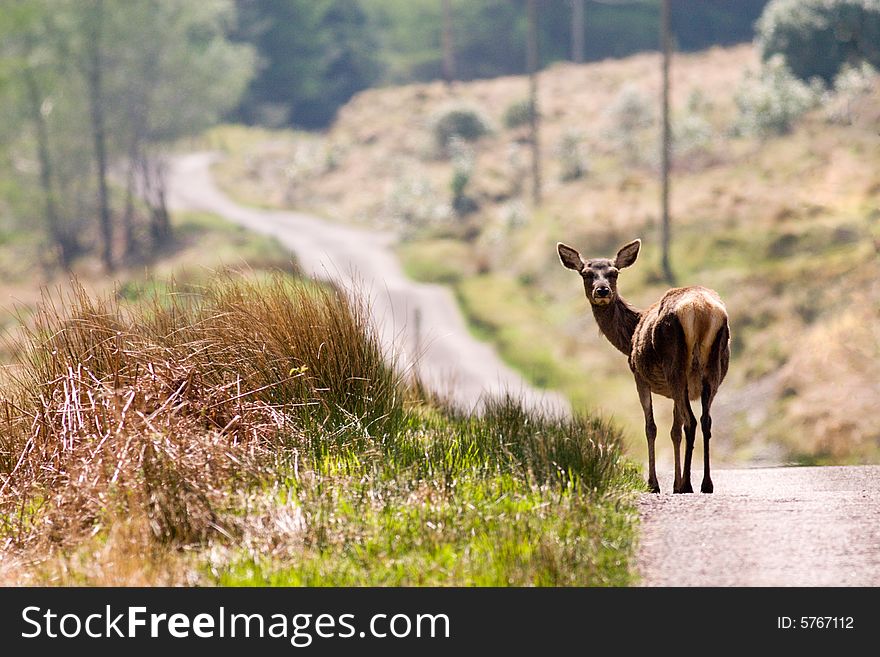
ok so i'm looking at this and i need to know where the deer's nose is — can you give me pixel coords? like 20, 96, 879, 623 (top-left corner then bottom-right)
595, 286, 611, 298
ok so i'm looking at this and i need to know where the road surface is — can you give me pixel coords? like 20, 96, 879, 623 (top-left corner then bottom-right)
637, 465, 880, 586
167, 152, 568, 414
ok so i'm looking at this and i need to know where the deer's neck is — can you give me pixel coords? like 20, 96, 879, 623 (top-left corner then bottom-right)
591, 296, 642, 356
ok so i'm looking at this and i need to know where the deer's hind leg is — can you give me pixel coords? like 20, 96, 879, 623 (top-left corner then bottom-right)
678, 392, 697, 494
655, 313, 695, 494
700, 381, 715, 494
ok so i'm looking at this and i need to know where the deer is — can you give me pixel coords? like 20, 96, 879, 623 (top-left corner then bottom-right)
557, 238, 729, 494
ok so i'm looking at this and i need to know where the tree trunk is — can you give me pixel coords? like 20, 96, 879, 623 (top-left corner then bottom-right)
23, 68, 75, 270
660, 0, 674, 285
527, 0, 541, 205
122, 145, 138, 260
441, 0, 455, 85
86, 0, 113, 272
141, 154, 171, 249
571, 0, 585, 64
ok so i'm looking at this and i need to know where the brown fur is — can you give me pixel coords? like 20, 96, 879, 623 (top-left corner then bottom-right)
557, 239, 730, 494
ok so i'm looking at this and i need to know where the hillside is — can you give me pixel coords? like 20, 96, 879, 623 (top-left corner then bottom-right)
207, 43, 880, 465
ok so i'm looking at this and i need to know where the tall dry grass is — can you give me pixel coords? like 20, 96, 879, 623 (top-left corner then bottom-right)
0, 274, 408, 550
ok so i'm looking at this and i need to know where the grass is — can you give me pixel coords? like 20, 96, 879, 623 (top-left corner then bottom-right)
0, 275, 640, 586
214, 398, 640, 587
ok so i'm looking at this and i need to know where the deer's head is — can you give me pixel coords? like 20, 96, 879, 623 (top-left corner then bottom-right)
557, 239, 641, 306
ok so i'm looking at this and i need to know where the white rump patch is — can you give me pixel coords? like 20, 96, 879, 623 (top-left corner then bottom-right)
673, 289, 727, 380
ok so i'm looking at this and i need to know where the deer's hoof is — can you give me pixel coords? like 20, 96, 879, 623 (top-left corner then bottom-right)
680, 481, 694, 494
647, 480, 660, 494
701, 480, 714, 494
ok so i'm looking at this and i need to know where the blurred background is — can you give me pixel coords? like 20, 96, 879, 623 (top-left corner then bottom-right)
1, 0, 878, 465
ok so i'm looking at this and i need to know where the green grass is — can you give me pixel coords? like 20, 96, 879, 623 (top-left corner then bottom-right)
212, 398, 642, 587
397, 238, 475, 284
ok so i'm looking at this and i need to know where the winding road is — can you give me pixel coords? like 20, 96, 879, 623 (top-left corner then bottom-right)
167, 152, 568, 414
168, 152, 879, 587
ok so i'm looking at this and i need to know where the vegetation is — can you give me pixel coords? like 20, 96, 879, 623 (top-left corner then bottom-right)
557, 130, 588, 182
0, 0, 254, 270
503, 98, 534, 130
365, 0, 768, 86
432, 104, 492, 153
0, 273, 639, 585
734, 55, 820, 137
757, 0, 880, 84
232, 0, 380, 129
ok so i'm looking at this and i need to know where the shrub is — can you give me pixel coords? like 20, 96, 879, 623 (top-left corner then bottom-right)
604, 84, 654, 163
733, 55, 821, 137
824, 60, 879, 124
756, 0, 880, 84
557, 129, 588, 182
502, 98, 534, 130
431, 104, 492, 153
673, 113, 713, 164
449, 137, 477, 215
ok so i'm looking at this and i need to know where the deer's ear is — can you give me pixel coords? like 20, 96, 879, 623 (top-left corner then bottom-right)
615, 239, 641, 269
557, 243, 584, 272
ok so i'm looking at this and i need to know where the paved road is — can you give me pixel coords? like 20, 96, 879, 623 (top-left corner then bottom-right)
167, 152, 568, 414
637, 465, 880, 586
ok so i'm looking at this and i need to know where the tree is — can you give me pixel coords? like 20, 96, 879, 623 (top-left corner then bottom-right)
361, 0, 769, 86
80, 0, 114, 271
660, 0, 674, 284
571, 0, 585, 63
441, 0, 456, 84
756, 0, 880, 84
114, 1, 255, 249
0, 0, 83, 269
526, 0, 541, 205
0, 0, 254, 269
234, 0, 380, 129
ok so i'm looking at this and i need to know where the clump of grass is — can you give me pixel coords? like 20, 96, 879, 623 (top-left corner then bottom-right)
0, 274, 407, 551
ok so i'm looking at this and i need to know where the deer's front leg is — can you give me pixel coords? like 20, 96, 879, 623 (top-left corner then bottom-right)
636, 379, 659, 493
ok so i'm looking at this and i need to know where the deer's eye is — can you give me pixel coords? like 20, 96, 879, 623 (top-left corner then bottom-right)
607, 271, 618, 279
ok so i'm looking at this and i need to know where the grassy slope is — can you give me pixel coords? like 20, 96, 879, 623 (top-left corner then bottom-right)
0, 211, 640, 586
208, 44, 880, 465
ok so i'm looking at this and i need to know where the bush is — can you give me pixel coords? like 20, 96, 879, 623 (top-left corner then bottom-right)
449, 137, 478, 215
673, 113, 713, 164
502, 98, 535, 130
824, 61, 879, 124
756, 0, 880, 84
557, 129, 588, 181
431, 104, 492, 153
604, 84, 654, 163
733, 55, 821, 137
